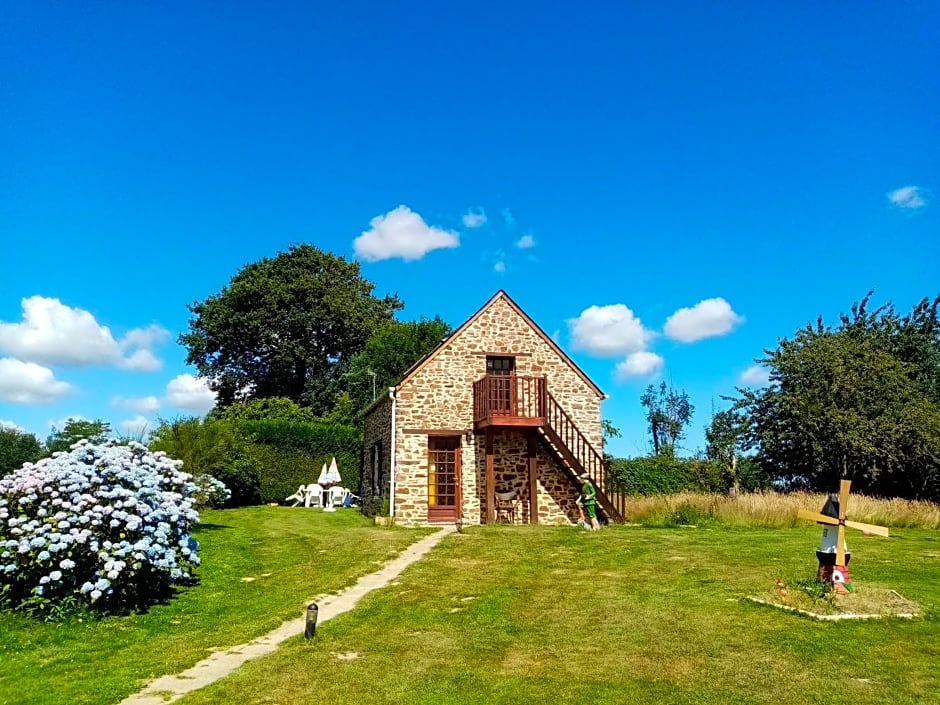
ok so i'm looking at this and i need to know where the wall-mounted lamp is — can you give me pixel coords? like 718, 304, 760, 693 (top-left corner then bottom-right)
465, 429, 474, 443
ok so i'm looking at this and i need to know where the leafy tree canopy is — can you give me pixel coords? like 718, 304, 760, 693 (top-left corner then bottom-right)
737, 292, 940, 500
213, 397, 317, 424
46, 419, 111, 454
340, 317, 451, 419
0, 427, 42, 474
180, 244, 402, 414
704, 408, 749, 493
640, 382, 694, 456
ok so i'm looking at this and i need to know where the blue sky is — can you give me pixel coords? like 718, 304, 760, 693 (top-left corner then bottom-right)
1, 2, 936, 458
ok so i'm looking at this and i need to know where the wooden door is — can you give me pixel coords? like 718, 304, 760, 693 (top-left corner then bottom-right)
427, 436, 461, 522
486, 356, 516, 415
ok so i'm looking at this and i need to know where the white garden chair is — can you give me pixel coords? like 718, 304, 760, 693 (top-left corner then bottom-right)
304, 483, 324, 508
329, 486, 348, 505
285, 485, 307, 507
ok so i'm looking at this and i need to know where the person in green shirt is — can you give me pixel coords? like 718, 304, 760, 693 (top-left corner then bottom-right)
579, 473, 600, 531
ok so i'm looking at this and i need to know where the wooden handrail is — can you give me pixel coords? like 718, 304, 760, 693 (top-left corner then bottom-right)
544, 392, 626, 522
473, 375, 547, 424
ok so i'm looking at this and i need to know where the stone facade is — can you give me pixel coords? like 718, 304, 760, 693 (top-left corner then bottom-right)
360, 393, 392, 505
362, 291, 604, 527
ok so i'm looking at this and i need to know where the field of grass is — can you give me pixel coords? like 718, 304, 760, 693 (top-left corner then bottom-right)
177, 523, 939, 705
0, 507, 431, 705
627, 490, 940, 529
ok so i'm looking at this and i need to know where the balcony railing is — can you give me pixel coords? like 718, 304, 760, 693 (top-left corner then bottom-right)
472, 375, 547, 427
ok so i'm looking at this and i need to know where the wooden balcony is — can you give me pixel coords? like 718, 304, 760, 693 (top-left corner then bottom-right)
472, 375, 547, 429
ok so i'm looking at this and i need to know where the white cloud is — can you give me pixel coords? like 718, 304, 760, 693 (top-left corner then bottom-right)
118, 415, 151, 434
0, 419, 24, 432
112, 395, 161, 414
567, 304, 653, 356
664, 298, 744, 343
887, 185, 927, 210
494, 261, 506, 273
501, 208, 515, 226
0, 296, 168, 370
615, 351, 664, 379
165, 374, 217, 414
462, 208, 487, 228
0, 358, 72, 403
49, 415, 86, 430
353, 205, 459, 261
739, 364, 771, 386
516, 234, 535, 249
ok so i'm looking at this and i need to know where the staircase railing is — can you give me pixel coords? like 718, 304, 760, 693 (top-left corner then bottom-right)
544, 392, 626, 522
472, 375, 547, 425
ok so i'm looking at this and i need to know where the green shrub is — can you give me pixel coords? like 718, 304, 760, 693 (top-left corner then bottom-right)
681, 457, 725, 493
149, 417, 261, 508
0, 427, 42, 475
236, 419, 361, 502
213, 458, 262, 506
243, 445, 326, 504
608, 455, 686, 495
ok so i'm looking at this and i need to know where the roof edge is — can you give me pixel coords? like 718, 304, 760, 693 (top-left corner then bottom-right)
393, 289, 605, 399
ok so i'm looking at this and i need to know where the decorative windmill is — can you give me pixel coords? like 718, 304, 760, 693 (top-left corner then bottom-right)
797, 479, 889, 587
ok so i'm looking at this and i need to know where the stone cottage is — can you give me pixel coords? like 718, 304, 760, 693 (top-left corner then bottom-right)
360, 290, 625, 527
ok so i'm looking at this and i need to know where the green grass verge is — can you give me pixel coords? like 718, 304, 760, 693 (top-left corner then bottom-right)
0, 507, 432, 705
177, 525, 939, 705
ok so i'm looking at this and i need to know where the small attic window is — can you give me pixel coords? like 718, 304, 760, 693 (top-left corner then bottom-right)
486, 356, 515, 375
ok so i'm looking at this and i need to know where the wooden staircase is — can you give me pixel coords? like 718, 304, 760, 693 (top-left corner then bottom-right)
472, 374, 626, 523
538, 393, 626, 523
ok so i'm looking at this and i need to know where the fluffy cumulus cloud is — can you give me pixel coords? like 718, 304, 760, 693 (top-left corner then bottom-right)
0, 419, 24, 431
567, 304, 653, 356
0, 358, 72, 403
118, 415, 151, 434
516, 234, 535, 249
663, 298, 744, 343
493, 261, 507, 273
112, 395, 161, 414
0, 296, 168, 370
164, 374, 217, 414
462, 208, 487, 228
615, 351, 664, 380
887, 185, 927, 210
353, 205, 459, 261
739, 364, 771, 386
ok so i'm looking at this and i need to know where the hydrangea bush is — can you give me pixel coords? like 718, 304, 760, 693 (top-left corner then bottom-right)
192, 474, 231, 509
0, 440, 201, 618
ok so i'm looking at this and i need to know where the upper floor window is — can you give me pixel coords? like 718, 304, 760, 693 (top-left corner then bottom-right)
486, 356, 515, 375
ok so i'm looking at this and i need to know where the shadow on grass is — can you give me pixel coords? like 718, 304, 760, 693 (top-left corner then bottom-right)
196, 523, 235, 531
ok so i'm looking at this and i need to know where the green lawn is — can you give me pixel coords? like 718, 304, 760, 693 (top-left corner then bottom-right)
175, 524, 940, 705
0, 507, 432, 705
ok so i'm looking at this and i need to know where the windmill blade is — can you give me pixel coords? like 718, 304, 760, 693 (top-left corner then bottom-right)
839, 479, 851, 519
845, 519, 890, 537
836, 523, 846, 566
797, 509, 839, 526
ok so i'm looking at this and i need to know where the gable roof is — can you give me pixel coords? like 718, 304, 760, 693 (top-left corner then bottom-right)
393, 289, 605, 398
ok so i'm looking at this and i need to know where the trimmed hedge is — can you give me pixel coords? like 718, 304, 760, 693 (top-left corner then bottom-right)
236, 419, 361, 503
608, 454, 771, 496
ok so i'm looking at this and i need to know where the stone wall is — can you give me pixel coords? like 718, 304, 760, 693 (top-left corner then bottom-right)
389, 294, 602, 526
360, 394, 392, 503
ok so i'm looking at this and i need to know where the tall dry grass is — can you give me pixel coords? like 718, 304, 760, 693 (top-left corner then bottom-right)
626, 491, 940, 529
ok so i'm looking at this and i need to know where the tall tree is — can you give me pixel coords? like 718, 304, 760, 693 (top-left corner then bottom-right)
704, 408, 748, 494
738, 293, 940, 500
46, 419, 111, 453
341, 317, 451, 419
180, 244, 402, 414
0, 427, 42, 474
640, 382, 694, 455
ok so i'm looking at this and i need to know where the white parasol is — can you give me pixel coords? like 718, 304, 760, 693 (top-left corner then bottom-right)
326, 456, 342, 486
316, 463, 328, 486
